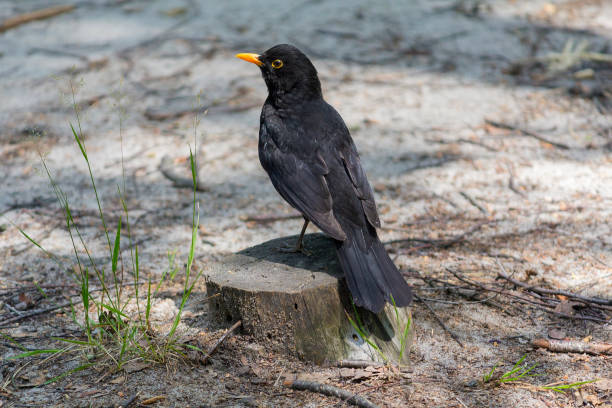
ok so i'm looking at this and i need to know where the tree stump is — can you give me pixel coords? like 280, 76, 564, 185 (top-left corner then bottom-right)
204, 233, 414, 365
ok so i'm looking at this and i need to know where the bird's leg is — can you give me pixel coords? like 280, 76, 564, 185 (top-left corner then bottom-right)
295, 218, 309, 252
279, 218, 312, 256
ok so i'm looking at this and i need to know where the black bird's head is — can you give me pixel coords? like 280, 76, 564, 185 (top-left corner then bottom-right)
236, 44, 322, 106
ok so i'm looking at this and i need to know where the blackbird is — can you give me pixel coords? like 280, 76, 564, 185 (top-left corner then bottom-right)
237, 44, 412, 313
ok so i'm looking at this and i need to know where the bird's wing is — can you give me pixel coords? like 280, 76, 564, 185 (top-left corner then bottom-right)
338, 143, 381, 228
259, 122, 347, 241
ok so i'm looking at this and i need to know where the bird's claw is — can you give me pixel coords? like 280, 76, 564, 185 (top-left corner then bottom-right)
278, 243, 312, 257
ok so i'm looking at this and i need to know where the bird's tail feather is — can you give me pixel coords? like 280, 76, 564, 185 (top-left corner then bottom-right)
335, 226, 412, 313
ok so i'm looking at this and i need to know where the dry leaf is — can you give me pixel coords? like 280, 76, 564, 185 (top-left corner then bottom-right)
584, 394, 600, 405
594, 379, 612, 391
554, 300, 580, 316
110, 375, 125, 384
339, 368, 354, 378
20, 373, 46, 387
250, 364, 264, 378
547, 328, 566, 340
18, 292, 33, 304
296, 372, 331, 383
352, 369, 372, 381
163, 7, 187, 17
123, 361, 150, 374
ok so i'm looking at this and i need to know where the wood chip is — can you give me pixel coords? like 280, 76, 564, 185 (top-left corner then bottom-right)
141, 395, 166, 405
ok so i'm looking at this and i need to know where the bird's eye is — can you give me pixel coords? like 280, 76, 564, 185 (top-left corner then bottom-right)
271, 59, 283, 69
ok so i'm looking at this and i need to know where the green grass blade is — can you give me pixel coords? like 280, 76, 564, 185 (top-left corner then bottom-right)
0, 333, 26, 351
501, 354, 527, 380
483, 362, 500, 383
182, 344, 204, 352
17, 228, 45, 251
344, 310, 387, 362
70, 122, 87, 160
112, 215, 121, 273
99, 303, 128, 318
189, 146, 197, 189
389, 293, 400, 322
541, 380, 597, 393
44, 363, 93, 385
9, 349, 62, 359
351, 301, 364, 330
399, 314, 411, 361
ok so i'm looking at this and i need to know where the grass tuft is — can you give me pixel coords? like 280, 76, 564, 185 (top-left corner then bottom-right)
12, 77, 204, 382
482, 354, 597, 394
498, 354, 539, 383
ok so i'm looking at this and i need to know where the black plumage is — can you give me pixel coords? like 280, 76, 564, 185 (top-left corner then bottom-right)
237, 44, 412, 313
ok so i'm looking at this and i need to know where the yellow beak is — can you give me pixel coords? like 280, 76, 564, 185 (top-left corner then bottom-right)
236, 53, 263, 67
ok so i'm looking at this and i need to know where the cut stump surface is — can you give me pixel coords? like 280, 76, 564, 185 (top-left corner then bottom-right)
205, 233, 413, 364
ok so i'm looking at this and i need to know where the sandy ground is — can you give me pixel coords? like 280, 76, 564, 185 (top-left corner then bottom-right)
0, 0, 611, 407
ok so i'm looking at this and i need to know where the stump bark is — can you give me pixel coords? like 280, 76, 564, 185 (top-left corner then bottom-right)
204, 233, 413, 365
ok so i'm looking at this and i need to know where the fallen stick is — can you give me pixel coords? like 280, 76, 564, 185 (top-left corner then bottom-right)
459, 191, 489, 215
284, 379, 379, 408
120, 392, 140, 407
0, 5, 75, 33
447, 268, 553, 307
414, 294, 464, 348
0, 300, 74, 328
497, 270, 612, 307
333, 360, 412, 375
446, 268, 609, 323
141, 395, 166, 405
334, 360, 383, 369
506, 164, 527, 197
532, 338, 612, 355
485, 119, 570, 150
201, 320, 242, 364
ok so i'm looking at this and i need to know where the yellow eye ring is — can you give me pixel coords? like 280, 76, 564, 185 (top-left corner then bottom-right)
271, 59, 283, 69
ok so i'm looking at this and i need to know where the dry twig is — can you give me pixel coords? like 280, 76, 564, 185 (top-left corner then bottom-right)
284, 379, 379, 408
141, 395, 166, 405
446, 268, 609, 323
334, 360, 383, 369
459, 191, 489, 215
0, 5, 75, 33
532, 338, 612, 355
120, 392, 140, 407
497, 270, 612, 307
201, 320, 242, 364
414, 293, 464, 348
0, 301, 73, 328
506, 164, 527, 197
485, 119, 570, 150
